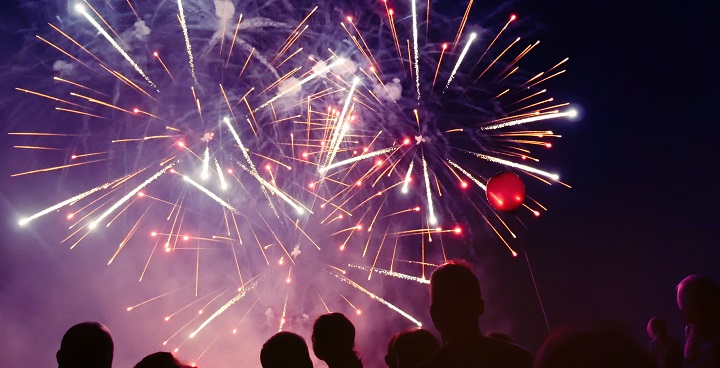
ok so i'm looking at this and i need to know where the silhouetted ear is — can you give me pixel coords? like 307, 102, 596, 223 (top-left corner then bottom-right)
385, 354, 393, 368
56, 350, 62, 366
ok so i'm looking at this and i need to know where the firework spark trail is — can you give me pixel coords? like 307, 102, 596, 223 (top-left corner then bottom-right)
278, 289, 289, 332
482, 109, 578, 130
346, 264, 429, 284
189, 277, 262, 338
214, 159, 228, 190
177, 0, 198, 85
201, 147, 210, 180
421, 154, 437, 225
89, 163, 175, 229
445, 33, 477, 90
320, 147, 396, 174
223, 117, 278, 217
333, 273, 422, 327
323, 78, 359, 170
473, 154, 559, 181
236, 162, 307, 215
401, 161, 415, 194
74, 5, 157, 90
182, 175, 238, 213
411, 0, 421, 100
447, 160, 486, 190
18, 182, 110, 225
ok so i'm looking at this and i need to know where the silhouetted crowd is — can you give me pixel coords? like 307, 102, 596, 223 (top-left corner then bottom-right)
56, 262, 720, 368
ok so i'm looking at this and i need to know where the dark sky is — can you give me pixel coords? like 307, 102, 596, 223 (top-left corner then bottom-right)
1, 0, 719, 367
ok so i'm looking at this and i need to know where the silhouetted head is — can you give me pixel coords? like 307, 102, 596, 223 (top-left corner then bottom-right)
429, 261, 484, 341
534, 325, 657, 368
312, 313, 356, 362
260, 332, 313, 368
56, 322, 114, 368
677, 274, 720, 326
646, 317, 668, 339
134, 352, 193, 368
385, 328, 439, 368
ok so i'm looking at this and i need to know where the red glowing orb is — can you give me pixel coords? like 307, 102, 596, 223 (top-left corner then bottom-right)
486, 172, 525, 212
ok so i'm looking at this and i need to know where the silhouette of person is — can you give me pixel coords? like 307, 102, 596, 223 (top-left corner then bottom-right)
646, 317, 683, 368
416, 261, 533, 368
677, 274, 720, 368
385, 328, 439, 368
312, 313, 363, 368
56, 322, 114, 368
260, 331, 314, 368
534, 325, 656, 368
134, 352, 194, 368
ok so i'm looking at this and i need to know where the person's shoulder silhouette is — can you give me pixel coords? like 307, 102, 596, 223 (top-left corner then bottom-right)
385, 328, 439, 368
417, 261, 532, 368
534, 325, 656, 368
56, 322, 114, 368
312, 313, 363, 368
134, 352, 194, 368
260, 331, 313, 368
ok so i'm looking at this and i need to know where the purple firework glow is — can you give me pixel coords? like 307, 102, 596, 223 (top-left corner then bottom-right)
7, 0, 577, 366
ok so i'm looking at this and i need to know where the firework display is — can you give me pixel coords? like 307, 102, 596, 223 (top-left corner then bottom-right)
10, 0, 576, 364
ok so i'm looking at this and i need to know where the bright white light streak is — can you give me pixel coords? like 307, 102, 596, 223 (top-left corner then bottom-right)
18, 183, 108, 226
183, 175, 237, 213
224, 117, 279, 216
474, 154, 560, 181
448, 160, 486, 190
411, 0, 421, 100
324, 78, 359, 170
445, 33, 477, 90
89, 163, 174, 229
346, 264, 429, 284
278, 291, 289, 332
201, 147, 210, 180
177, 0, 198, 84
224, 117, 265, 186
481, 109, 578, 130
256, 58, 345, 112
75, 5, 157, 90
189, 278, 261, 338
214, 159, 228, 190
237, 163, 307, 215
334, 273, 422, 327
401, 161, 414, 194
422, 155, 437, 225
319, 147, 396, 174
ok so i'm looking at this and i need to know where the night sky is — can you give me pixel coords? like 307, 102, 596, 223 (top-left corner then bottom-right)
1, 0, 719, 367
